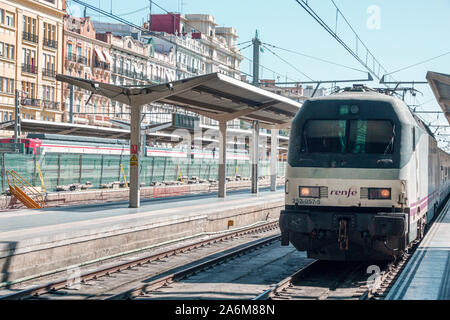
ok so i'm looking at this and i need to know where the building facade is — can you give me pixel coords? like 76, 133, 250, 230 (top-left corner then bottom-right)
148, 13, 243, 129
63, 15, 111, 126
0, 0, 65, 127
148, 13, 242, 81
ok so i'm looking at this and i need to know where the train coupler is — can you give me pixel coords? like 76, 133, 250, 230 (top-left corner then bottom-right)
338, 219, 349, 251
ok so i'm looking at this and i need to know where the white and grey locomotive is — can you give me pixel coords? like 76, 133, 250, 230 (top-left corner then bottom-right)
280, 86, 450, 261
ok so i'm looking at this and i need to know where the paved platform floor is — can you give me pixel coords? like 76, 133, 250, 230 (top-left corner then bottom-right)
386, 201, 450, 300
0, 187, 283, 243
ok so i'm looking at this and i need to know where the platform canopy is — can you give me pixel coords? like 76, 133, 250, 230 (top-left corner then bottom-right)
56, 72, 301, 208
427, 71, 450, 124
56, 72, 302, 129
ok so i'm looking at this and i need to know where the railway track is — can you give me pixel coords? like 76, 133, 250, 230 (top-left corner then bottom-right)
1, 221, 281, 300
254, 260, 375, 300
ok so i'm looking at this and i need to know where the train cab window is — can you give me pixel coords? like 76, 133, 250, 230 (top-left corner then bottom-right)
348, 121, 394, 154
302, 120, 394, 154
302, 120, 347, 153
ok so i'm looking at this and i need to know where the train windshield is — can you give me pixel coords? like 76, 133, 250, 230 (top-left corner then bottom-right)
302, 120, 394, 154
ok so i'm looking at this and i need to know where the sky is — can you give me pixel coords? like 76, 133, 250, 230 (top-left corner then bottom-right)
67, 0, 450, 147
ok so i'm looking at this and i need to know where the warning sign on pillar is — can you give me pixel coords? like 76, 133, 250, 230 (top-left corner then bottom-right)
130, 155, 138, 167
130, 145, 138, 155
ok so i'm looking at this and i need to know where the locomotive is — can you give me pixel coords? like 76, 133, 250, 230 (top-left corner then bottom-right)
280, 86, 450, 261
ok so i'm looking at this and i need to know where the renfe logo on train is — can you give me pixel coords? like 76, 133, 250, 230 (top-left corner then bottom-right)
330, 188, 358, 198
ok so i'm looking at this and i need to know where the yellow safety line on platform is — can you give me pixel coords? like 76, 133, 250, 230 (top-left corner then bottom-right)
36, 163, 46, 193
120, 164, 128, 188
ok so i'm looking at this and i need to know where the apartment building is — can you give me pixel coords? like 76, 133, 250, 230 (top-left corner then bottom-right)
0, 0, 65, 126
62, 15, 112, 126
149, 13, 242, 81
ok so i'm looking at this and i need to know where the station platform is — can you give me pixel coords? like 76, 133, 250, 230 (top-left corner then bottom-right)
0, 188, 284, 286
386, 200, 450, 300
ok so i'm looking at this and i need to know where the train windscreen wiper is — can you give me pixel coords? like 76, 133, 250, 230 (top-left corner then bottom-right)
383, 125, 396, 155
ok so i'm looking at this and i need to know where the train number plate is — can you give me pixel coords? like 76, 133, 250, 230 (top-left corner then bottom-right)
295, 198, 321, 206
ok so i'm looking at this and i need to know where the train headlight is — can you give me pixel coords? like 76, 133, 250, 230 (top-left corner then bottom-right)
299, 187, 320, 199
369, 188, 391, 200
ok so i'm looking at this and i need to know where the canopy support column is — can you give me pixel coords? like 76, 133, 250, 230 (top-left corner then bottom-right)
251, 120, 259, 194
218, 121, 227, 198
130, 105, 142, 208
270, 129, 279, 192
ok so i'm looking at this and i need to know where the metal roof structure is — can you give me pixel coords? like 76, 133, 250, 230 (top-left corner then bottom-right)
56, 72, 301, 208
1, 119, 184, 143
56, 72, 302, 129
427, 71, 450, 124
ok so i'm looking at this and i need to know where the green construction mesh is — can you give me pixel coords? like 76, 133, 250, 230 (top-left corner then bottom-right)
0, 153, 288, 193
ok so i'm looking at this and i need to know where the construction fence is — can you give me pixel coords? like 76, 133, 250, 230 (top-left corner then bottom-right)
0, 153, 287, 193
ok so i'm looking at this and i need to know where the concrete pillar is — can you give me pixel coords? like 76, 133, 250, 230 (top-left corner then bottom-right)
219, 121, 227, 198
129, 105, 142, 208
270, 129, 279, 192
251, 120, 260, 194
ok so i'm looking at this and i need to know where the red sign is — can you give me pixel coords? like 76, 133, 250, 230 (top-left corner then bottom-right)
131, 145, 138, 155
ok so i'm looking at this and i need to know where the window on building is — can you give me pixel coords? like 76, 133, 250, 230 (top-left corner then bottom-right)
21, 81, 35, 98
0, 9, 4, 24
43, 53, 55, 71
126, 59, 131, 73
22, 48, 36, 67
23, 16, 36, 36
43, 22, 56, 42
6, 43, 14, 59
5, 12, 13, 27
67, 43, 73, 59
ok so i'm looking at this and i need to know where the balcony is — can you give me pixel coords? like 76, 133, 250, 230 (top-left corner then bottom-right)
20, 98, 60, 110
42, 68, 56, 78
66, 54, 88, 65
43, 38, 58, 49
22, 63, 37, 75
77, 55, 88, 65
21, 98, 41, 108
42, 100, 60, 110
93, 60, 109, 70
22, 32, 38, 44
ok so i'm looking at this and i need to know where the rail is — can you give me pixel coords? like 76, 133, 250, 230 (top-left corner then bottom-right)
1, 221, 279, 300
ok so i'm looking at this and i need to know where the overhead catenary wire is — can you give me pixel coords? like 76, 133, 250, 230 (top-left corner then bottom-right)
262, 44, 314, 81
262, 42, 367, 74
294, 0, 394, 85
236, 40, 252, 47
241, 55, 300, 83
116, 6, 150, 17
384, 51, 450, 77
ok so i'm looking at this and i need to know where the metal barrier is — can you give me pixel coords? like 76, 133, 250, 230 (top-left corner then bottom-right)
6, 170, 45, 209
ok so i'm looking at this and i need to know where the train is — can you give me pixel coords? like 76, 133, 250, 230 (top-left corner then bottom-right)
280, 85, 450, 261
0, 133, 251, 160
